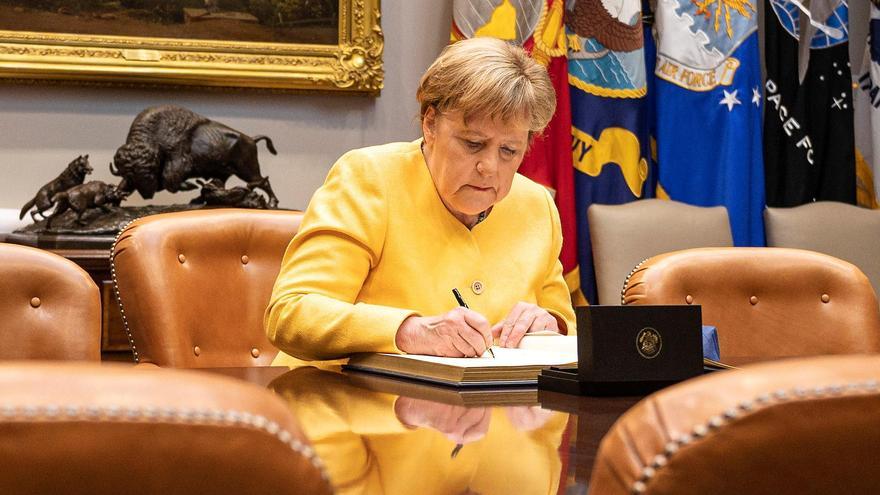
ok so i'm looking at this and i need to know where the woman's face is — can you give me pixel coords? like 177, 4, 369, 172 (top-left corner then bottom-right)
422, 107, 529, 225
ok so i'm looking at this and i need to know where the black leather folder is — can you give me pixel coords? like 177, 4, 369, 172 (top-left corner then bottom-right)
538, 305, 703, 396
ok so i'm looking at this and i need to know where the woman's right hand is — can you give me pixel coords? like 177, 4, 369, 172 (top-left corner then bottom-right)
395, 308, 493, 357
394, 397, 490, 445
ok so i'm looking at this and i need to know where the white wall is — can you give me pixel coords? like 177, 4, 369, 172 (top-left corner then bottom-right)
0, 1, 452, 211
0, 1, 871, 212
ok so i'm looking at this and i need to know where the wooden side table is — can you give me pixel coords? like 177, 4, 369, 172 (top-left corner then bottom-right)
51, 248, 131, 355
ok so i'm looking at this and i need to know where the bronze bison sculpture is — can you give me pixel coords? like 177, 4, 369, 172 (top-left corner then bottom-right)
111, 105, 279, 208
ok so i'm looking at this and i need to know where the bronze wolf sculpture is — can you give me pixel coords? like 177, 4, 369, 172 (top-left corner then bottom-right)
111, 105, 279, 208
19, 155, 92, 221
46, 181, 130, 227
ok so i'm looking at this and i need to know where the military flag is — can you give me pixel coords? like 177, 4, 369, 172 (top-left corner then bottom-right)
566, 0, 655, 304
763, 0, 856, 207
854, 0, 880, 209
452, 0, 586, 305
651, 0, 765, 247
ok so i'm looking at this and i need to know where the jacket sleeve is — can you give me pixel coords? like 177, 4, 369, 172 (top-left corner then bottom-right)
264, 150, 418, 361
537, 188, 577, 335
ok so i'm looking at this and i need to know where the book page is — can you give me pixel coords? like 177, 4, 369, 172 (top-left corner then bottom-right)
515, 334, 576, 353
382, 335, 577, 368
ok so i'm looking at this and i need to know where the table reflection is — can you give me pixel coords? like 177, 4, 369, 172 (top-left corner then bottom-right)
268, 367, 571, 495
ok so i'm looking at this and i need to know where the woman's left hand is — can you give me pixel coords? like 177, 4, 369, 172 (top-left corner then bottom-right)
490, 302, 560, 348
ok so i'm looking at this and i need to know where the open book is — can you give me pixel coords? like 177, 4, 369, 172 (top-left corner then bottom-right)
344, 334, 577, 387
345, 371, 540, 406
703, 357, 738, 371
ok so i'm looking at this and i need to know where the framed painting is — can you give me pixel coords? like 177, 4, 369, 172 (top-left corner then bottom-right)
0, 0, 383, 93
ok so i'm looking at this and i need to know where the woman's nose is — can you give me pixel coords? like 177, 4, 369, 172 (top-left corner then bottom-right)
476, 156, 497, 176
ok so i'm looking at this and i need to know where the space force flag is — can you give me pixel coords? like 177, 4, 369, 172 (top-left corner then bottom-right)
763, 0, 856, 207
652, 0, 765, 247
567, 0, 655, 304
854, 0, 880, 209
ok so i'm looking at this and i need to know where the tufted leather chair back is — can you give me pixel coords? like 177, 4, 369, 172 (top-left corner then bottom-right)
590, 355, 880, 495
111, 209, 302, 367
765, 201, 880, 301
588, 200, 733, 305
0, 243, 100, 361
0, 362, 331, 494
622, 247, 880, 358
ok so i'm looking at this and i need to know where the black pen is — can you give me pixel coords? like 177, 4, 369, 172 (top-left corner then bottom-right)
449, 288, 491, 460
452, 288, 495, 358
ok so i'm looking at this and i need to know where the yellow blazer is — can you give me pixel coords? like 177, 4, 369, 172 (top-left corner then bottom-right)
265, 140, 576, 362
269, 368, 569, 495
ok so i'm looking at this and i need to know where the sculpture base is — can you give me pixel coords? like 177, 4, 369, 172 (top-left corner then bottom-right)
9, 204, 207, 249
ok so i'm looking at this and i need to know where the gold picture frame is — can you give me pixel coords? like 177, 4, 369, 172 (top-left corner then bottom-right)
0, 0, 383, 94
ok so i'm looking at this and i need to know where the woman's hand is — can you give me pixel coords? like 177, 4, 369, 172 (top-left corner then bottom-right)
394, 397, 490, 445
504, 405, 555, 432
490, 302, 560, 348
396, 308, 493, 357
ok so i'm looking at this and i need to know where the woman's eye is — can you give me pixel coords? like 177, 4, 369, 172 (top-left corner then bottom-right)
466, 141, 482, 150
501, 147, 517, 157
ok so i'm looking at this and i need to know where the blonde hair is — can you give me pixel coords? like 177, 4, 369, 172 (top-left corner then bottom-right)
417, 37, 556, 134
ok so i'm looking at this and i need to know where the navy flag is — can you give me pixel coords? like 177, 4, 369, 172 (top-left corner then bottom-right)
567, 0, 655, 304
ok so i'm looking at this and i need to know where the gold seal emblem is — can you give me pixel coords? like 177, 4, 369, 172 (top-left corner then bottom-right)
636, 327, 662, 359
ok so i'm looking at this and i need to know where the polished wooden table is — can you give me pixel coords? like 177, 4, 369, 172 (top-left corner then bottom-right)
202, 366, 643, 494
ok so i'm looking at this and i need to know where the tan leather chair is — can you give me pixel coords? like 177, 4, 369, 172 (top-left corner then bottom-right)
111, 209, 302, 367
590, 355, 880, 495
0, 362, 331, 495
765, 201, 880, 298
0, 243, 100, 360
622, 247, 880, 358
589, 199, 733, 305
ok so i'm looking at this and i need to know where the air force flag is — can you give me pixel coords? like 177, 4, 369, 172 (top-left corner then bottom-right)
652, 0, 765, 246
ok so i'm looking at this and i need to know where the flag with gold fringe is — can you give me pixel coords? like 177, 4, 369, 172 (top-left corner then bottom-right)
452, 0, 586, 305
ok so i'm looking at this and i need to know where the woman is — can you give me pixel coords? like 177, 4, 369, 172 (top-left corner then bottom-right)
269, 367, 568, 494
265, 37, 576, 362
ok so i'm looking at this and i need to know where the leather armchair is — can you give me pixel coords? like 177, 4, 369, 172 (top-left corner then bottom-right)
111, 209, 302, 367
590, 355, 880, 495
0, 362, 331, 494
588, 199, 733, 305
0, 243, 100, 360
622, 247, 880, 358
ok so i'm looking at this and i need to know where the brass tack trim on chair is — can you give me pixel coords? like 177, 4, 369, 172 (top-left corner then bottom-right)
0, 403, 330, 483
628, 379, 880, 495
621, 257, 652, 305
110, 218, 142, 363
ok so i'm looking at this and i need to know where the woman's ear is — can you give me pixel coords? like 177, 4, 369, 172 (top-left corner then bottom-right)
422, 106, 437, 144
